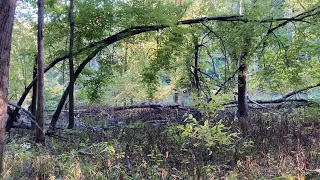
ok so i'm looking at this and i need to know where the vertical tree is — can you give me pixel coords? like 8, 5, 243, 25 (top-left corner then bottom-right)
0, 0, 17, 174
36, 0, 45, 142
31, 55, 37, 130
236, 0, 249, 117
193, 36, 200, 92
68, 0, 75, 129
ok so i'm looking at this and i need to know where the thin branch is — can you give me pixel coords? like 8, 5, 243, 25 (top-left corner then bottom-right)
201, 22, 228, 60
206, 51, 220, 78
226, 82, 320, 106
283, 82, 320, 99
191, 65, 217, 82
214, 67, 240, 96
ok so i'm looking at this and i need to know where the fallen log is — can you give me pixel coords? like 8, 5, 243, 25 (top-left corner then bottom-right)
8, 102, 35, 120
112, 104, 198, 112
7, 102, 43, 132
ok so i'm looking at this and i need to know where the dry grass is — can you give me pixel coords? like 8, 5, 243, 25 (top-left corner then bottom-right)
3, 106, 320, 179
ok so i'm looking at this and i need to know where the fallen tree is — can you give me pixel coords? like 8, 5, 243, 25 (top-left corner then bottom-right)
225, 82, 320, 110
7, 102, 43, 132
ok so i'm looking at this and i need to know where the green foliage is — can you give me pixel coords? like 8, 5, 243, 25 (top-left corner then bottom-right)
6, 105, 320, 179
175, 114, 238, 150
9, 21, 35, 103
12, 0, 320, 107
116, 0, 186, 27
7, 1, 320, 180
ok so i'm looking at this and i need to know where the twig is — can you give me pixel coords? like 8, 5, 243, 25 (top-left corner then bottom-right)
214, 67, 240, 96
78, 151, 93, 156
191, 65, 217, 82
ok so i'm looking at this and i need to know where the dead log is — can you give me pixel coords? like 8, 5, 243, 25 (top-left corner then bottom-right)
112, 104, 197, 111
7, 102, 43, 132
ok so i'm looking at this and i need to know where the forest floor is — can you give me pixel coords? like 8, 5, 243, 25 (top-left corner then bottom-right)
4, 105, 320, 179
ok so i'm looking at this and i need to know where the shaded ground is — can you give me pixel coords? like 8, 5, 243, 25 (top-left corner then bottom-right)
5, 105, 320, 179
49, 104, 201, 129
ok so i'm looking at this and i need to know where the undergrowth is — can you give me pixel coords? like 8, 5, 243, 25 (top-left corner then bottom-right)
3, 107, 320, 179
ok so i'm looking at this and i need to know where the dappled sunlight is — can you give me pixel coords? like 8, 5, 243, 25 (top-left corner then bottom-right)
4, 0, 320, 179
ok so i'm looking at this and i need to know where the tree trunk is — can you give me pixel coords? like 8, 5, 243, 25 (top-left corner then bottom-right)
237, 0, 249, 118
0, 0, 17, 174
193, 36, 200, 93
68, 0, 75, 129
36, 0, 45, 143
237, 61, 248, 117
50, 46, 105, 130
31, 55, 37, 130
174, 91, 179, 104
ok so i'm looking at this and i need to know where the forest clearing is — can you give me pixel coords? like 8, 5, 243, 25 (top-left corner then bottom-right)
0, 0, 320, 179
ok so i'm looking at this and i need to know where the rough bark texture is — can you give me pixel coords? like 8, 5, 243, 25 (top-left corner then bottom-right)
68, 0, 75, 129
31, 55, 37, 130
237, 62, 248, 117
237, 0, 248, 118
36, 0, 45, 142
0, 0, 17, 174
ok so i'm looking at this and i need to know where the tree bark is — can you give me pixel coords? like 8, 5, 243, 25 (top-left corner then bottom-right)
68, 0, 75, 129
36, 0, 45, 143
193, 36, 200, 92
236, 0, 249, 118
237, 62, 248, 117
0, 0, 17, 174
31, 55, 37, 130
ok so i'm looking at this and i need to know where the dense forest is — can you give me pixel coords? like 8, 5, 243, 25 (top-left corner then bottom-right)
0, 0, 320, 179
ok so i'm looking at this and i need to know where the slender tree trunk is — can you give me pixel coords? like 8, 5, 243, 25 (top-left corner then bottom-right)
193, 36, 200, 92
31, 55, 37, 130
36, 0, 45, 142
237, 0, 249, 118
237, 36, 250, 118
0, 0, 17, 174
237, 61, 248, 117
68, 0, 75, 129
123, 42, 128, 72
174, 91, 179, 104
50, 46, 105, 130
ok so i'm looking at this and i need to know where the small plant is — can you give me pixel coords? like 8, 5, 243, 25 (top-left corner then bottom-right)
176, 114, 238, 149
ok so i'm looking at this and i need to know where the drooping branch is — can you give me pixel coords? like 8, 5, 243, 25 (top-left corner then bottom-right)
254, 82, 320, 104
255, 99, 309, 104
215, 67, 240, 96
49, 45, 105, 129
8, 7, 318, 131
15, 7, 320, 110
191, 65, 217, 82
283, 82, 320, 99
226, 82, 320, 106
